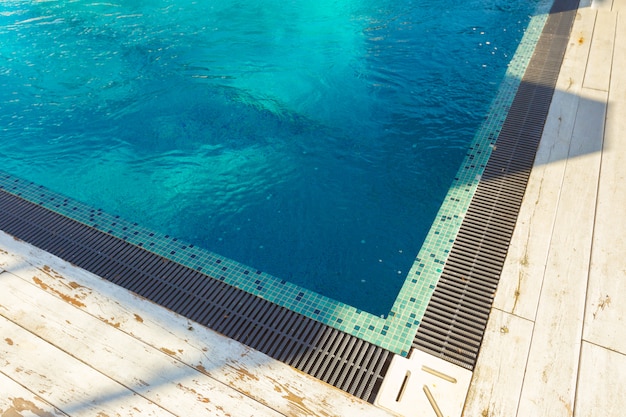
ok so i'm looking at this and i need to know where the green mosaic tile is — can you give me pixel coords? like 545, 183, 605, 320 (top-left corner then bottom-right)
0, 0, 553, 356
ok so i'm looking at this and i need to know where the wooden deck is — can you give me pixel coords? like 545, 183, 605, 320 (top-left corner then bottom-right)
464, 0, 626, 416
0, 231, 393, 416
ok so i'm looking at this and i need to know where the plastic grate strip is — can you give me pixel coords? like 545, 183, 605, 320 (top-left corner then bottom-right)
412, 0, 580, 369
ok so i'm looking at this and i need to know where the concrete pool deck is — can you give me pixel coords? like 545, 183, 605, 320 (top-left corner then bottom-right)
1, 0, 625, 416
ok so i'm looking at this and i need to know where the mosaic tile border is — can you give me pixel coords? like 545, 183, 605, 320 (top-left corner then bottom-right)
0, 0, 552, 356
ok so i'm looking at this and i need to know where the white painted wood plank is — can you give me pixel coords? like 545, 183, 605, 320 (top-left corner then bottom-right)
574, 342, 626, 416
611, 0, 626, 11
494, 9, 596, 320
0, 270, 283, 417
0, 232, 394, 417
583, 11, 617, 91
566, 88, 608, 157
608, 11, 626, 100
558, 9, 597, 86
0, 372, 69, 417
492, 99, 569, 319
516, 87, 606, 417
463, 309, 534, 417
0, 314, 174, 417
582, 98, 626, 354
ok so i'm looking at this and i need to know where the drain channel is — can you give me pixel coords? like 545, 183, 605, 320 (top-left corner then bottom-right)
412, 0, 580, 369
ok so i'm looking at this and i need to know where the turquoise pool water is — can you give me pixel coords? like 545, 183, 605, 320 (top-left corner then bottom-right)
1, 0, 538, 316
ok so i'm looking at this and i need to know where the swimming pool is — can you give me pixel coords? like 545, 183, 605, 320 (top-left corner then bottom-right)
0, 0, 550, 353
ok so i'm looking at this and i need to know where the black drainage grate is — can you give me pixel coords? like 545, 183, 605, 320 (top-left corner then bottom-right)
412, 0, 580, 369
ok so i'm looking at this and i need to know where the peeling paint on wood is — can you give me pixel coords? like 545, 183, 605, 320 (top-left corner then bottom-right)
228, 364, 260, 383
1, 397, 57, 417
31, 277, 85, 308
102, 318, 121, 329
67, 282, 84, 290
176, 383, 211, 404
159, 347, 176, 356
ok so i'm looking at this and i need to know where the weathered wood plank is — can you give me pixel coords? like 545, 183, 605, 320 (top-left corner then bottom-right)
610, 0, 626, 11
0, 313, 174, 417
559, 9, 597, 84
0, 270, 283, 417
583, 11, 616, 91
608, 10, 626, 100
575, 342, 626, 416
611, 0, 626, 10
0, 372, 69, 417
516, 87, 606, 417
582, 18, 626, 354
493, 8, 596, 320
0, 232, 393, 417
463, 309, 534, 417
